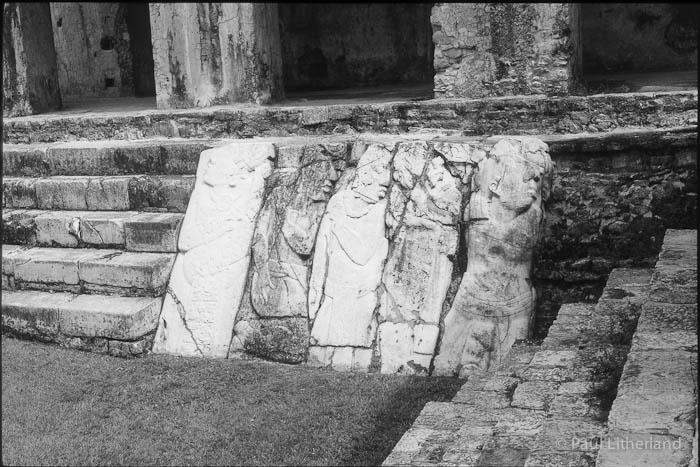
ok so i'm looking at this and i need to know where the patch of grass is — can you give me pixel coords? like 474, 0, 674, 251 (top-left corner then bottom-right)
1, 335, 464, 466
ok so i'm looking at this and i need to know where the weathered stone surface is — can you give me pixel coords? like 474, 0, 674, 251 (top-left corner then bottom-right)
307, 346, 373, 372
4, 91, 696, 144
525, 450, 596, 467
34, 176, 133, 211
12, 247, 106, 286
511, 381, 559, 410
2, 289, 162, 341
435, 137, 553, 376
2, 208, 43, 244
3, 177, 37, 208
34, 210, 137, 248
241, 317, 310, 364
152, 142, 273, 357
150, 3, 283, 108
124, 212, 183, 252
431, 3, 579, 98
127, 175, 195, 213
596, 429, 693, 467
307, 144, 391, 363
78, 251, 175, 296
2, 3, 61, 117
379, 141, 463, 374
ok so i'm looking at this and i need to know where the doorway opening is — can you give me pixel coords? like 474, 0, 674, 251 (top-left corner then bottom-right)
581, 3, 698, 93
278, 3, 435, 103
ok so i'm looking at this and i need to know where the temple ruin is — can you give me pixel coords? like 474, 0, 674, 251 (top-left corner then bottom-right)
2, 2, 698, 466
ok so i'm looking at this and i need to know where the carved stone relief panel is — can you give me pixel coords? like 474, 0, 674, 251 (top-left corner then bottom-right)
152, 142, 273, 357
307, 143, 393, 371
433, 137, 553, 376
230, 142, 349, 363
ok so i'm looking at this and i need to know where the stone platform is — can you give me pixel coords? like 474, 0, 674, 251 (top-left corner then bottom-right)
3, 90, 696, 144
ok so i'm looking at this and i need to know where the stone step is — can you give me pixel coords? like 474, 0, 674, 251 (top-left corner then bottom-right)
1, 289, 161, 357
2, 245, 175, 296
2, 175, 194, 212
2, 209, 183, 252
597, 229, 697, 467
2, 139, 213, 177
2, 90, 696, 144
3, 126, 695, 177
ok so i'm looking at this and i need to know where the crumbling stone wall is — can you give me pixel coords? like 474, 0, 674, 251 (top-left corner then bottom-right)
278, 3, 433, 91
49, 3, 135, 99
431, 3, 580, 98
534, 132, 697, 337
582, 3, 698, 74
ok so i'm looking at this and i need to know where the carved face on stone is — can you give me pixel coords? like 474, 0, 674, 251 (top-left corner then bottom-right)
483, 139, 552, 215
351, 146, 391, 203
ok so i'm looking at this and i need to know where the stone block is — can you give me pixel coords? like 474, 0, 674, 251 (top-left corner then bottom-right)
525, 450, 596, 467
242, 317, 309, 364
651, 267, 697, 288
78, 251, 175, 294
511, 381, 559, 410
3, 177, 38, 208
85, 177, 131, 210
534, 419, 605, 452
414, 324, 440, 355
127, 175, 196, 212
2, 245, 28, 276
2, 145, 50, 177
1, 289, 66, 338
656, 248, 697, 270
452, 388, 512, 409
35, 211, 136, 248
124, 213, 183, 252
662, 229, 697, 248
596, 429, 693, 467
548, 393, 606, 419
57, 294, 163, 340
13, 247, 105, 285
35, 177, 89, 210
2, 209, 43, 244
649, 283, 697, 304
604, 268, 653, 288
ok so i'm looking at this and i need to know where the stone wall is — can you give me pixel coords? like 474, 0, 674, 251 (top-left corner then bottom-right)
49, 3, 141, 100
278, 3, 433, 91
582, 3, 699, 74
534, 131, 698, 337
431, 3, 580, 98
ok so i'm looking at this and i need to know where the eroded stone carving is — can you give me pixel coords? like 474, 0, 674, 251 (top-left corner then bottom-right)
230, 143, 347, 363
433, 137, 553, 376
152, 142, 273, 357
307, 143, 392, 370
378, 142, 466, 374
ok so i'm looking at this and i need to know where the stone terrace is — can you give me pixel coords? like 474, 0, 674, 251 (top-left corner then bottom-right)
383, 229, 698, 467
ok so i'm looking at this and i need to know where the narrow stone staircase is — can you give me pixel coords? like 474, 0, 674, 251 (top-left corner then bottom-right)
1, 139, 215, 356
383, 267, 653, 466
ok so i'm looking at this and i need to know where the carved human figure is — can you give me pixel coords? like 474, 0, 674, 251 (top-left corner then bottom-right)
152, 142, 273, 357
433, 137, 553, 376
250, 155, 340, 319
308, 144, 392, 352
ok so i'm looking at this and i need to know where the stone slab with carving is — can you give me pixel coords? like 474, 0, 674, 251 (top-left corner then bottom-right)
378, 142, 468, 374
232, 142, 348, 363
307, 143, 393, 369
433, 137, 553, 376
152, 142, 273, 357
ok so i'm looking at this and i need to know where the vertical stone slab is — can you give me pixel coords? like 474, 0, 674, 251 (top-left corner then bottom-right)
231, 142, 348, 363
434, 137, 553, 377
431, 3, 580, 98
152, 142, 273, 357
149, 2, 284, 108
3, 2, 61, 117
377, 142, 467, 374
307, 143, 393, 371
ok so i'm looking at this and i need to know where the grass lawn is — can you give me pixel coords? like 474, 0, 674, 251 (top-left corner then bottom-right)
2, 335, 464, 466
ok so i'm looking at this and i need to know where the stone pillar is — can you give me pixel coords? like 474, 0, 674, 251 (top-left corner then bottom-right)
431, 3, 581, 98
149, 3, 284, 109
2, 3, 61, 117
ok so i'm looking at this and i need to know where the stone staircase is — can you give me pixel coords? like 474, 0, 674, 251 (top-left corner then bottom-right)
383, 229, 697, 466
0, 139, 215, 356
